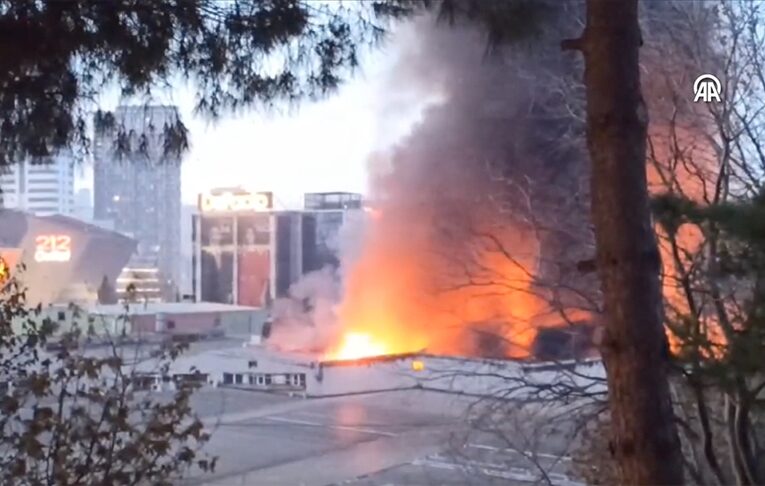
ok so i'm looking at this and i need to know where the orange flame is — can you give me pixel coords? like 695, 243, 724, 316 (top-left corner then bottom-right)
648, 124, 729, 358
325, 196, 567, 361
0, 257, 8, 285
325, 332, 389, 360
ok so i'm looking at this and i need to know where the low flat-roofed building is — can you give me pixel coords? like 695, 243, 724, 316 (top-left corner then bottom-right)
135, 340, 606, 399
88, 301, 268, 339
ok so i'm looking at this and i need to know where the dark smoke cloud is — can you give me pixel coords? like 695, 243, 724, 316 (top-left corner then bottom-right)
271, 9, 597, 359
369, 14, 594, 309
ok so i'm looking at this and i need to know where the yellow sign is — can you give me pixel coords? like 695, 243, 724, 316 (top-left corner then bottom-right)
199, 190, 272, 213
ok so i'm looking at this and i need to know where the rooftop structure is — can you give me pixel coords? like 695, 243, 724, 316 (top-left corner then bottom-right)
304, 191, 363, 211
0, 209, 136, 305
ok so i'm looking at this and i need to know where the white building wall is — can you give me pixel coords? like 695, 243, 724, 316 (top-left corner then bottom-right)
0, 152, 75, 216
153, 345, 607, 401
312, 356, 607, 399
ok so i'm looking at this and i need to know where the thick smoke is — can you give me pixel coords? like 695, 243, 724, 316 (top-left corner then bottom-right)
272, 11, 596, 359
267, 210, 367, 353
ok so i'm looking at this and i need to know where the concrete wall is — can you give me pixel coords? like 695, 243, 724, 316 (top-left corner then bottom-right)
12, 305, 132, 337
91, 309, 264, 337
220, 309, 267, 337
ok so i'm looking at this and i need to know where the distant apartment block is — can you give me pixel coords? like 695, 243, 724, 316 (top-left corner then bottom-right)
93, 105, 182, 297
0, 151, 75, 216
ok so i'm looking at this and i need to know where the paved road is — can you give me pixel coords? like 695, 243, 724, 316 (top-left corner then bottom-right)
182, 388, 584, 486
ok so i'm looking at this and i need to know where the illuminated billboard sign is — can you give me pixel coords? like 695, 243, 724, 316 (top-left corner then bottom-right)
34, 235, 72, 263
199, 190, 273, 213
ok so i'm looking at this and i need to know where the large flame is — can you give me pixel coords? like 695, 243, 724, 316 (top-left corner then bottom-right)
322, 191, 568, 362
648, 124, 729, 357
325, 332, 389, 360
322, 122, 714, 363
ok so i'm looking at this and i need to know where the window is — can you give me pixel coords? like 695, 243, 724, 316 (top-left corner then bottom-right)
57, 311, 66, 321
256, 375, 265, 386
222, 373, 233, 385
131, 375, 156, 391
27, 179, 58, 185
264, 375, 272, 385
234, 374, 243, 385
28, 197, 59, 203
290, 374, 306, 387
248, 360, 258, 369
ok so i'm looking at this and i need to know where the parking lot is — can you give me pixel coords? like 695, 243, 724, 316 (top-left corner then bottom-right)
182, 388, 584, 486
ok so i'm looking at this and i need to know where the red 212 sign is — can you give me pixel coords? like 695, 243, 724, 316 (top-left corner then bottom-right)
34, 235, 72, 262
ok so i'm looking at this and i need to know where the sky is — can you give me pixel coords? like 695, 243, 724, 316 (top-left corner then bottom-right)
77, 31, 429, 210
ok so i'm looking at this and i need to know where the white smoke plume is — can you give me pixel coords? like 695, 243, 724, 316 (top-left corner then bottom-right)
267, 210, 367, 353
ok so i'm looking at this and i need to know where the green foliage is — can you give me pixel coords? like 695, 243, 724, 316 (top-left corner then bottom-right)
653, 192, 765, 249
434, 0, 560, 49
374, 0, 562, 51
0, 0, 388, 165
0, 274, 214, 485
653, 191, 765, 382
0, 0, 559, 166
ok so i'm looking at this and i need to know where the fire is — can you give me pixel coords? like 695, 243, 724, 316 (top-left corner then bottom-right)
327, 332, 389, 360
647, 123, 729, 358
0, 257, 8, 285
327, 195, 558, 361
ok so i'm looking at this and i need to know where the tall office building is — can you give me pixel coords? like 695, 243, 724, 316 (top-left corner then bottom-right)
192, 190, 364, 307
0, 152, 75, 216
193, 188, 278, 306
93, 105, 182, 296
301, 192, 363, 273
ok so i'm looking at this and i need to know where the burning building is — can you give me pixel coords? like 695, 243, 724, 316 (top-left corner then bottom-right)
268, 13, 597, 363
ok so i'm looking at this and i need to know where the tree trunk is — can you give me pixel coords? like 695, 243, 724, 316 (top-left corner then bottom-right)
565, 0, 684, 483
